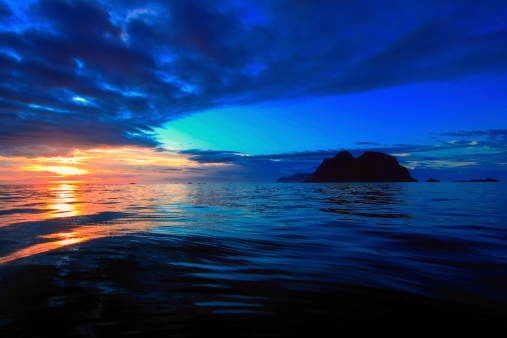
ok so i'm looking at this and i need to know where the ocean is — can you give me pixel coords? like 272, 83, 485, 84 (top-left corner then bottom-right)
0, 182, 506, 337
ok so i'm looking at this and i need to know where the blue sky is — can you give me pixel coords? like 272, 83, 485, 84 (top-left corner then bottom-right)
0, 0, 506, 183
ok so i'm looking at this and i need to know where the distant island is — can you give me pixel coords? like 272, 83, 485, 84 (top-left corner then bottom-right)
455, 178, 499, 182
277, 173, 313, 183
426, 179, 440, 182
303, 151, 418, 183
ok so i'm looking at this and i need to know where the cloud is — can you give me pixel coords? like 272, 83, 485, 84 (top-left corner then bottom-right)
355, 142, 381, 146
440, 129, 507, 149
0, 0, 12, 18
178, 134, 505, 166
441, 129, 507, 138
178, 149, 242, 164
1, 1, 507, 156
179, 149, 354, 164
323, 20, 507, 93
440, 131, 489, 137
176, 130, 507, 182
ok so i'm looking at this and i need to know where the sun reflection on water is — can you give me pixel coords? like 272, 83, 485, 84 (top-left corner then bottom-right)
49, 184, 80, 218
0, 232, 87, 265
40, 232, 85, 246
0, 184, 186, 264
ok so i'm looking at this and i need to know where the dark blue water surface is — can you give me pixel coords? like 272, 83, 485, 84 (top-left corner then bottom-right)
0, 183, 506, 337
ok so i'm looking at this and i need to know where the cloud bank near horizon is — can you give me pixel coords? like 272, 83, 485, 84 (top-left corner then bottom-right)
1, 0, 506, 156
175, 129, 507, 181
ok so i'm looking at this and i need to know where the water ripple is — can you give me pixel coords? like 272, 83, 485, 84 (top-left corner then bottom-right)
0, 183, 506, 336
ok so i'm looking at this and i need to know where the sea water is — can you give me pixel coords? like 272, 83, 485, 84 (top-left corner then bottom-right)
0, 183, 506, 336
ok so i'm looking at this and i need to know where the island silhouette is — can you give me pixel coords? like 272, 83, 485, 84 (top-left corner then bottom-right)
304, 151, 418, 183
277, 151, 418, 183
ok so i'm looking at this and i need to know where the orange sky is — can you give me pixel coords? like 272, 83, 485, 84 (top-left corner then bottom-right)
0, 147, 232, 184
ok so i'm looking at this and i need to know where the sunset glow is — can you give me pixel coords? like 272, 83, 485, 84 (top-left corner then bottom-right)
1, 147, 231, 184
20, 165, 88, 176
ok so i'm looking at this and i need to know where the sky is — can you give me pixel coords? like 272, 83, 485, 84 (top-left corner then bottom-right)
0, 0, 506, 184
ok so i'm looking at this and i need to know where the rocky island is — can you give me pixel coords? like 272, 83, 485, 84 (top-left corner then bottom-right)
304, 151, 418, 183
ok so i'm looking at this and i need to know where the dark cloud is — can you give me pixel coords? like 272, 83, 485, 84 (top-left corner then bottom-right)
179, 135, 507, 172
355, 142, 381, 146
1, 0, 507, 156
440, 131, 489, 137
179, 146, 452, 164
0, 0, 11, 18
178, 149, 346, 164
36, 0, 121, 40
441, 129, 507, 138
179, 149, 242, 164
440, 129, 507, 149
